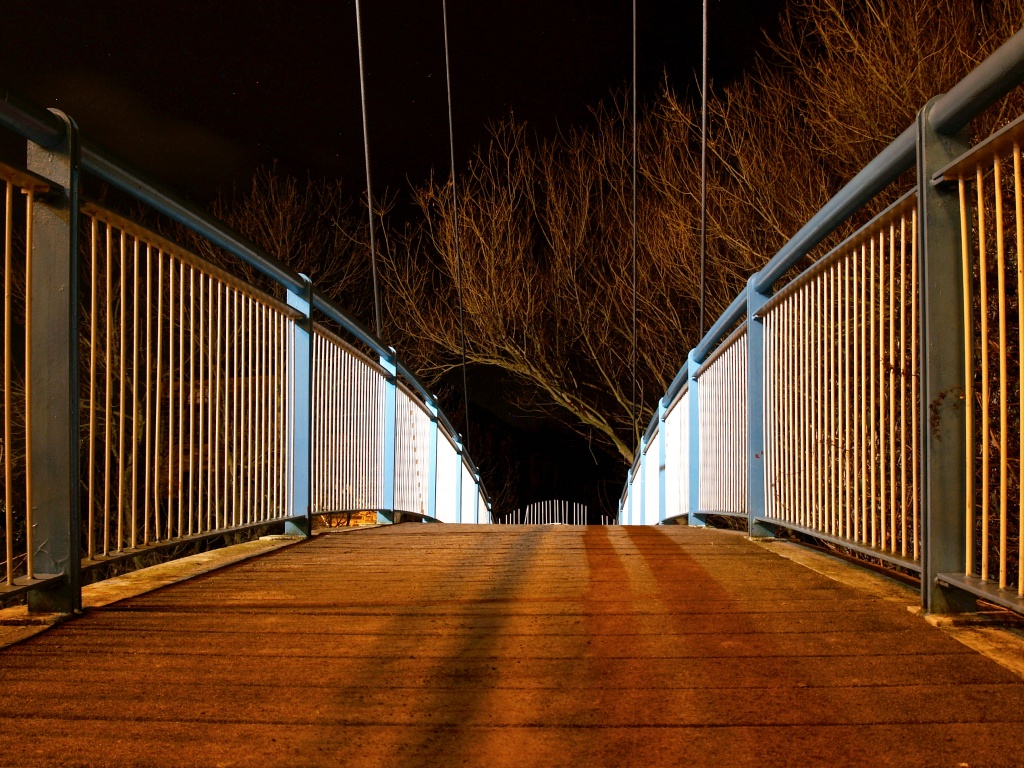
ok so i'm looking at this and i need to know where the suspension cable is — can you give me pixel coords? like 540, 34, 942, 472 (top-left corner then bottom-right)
354, 0, 383, 339
442, 0, 472, 452
699, 0, 708, 339
631, 0, 638, 452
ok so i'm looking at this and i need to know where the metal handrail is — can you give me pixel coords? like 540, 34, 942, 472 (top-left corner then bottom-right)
692, 27, 1024, 362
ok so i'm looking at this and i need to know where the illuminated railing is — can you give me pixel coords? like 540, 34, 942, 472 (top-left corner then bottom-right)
761, 195, 920, 566
505, 499, 588, 525
0, 164, 49, 596
622, 29, 1024, 616
80, 206, 296, 562
697, 326, 747, 518
0, 99, 490, 613
935, 114, 1024, 605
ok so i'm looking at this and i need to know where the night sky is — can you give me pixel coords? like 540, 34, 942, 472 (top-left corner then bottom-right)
0, 0, 786, 203
0, 0, 787, 517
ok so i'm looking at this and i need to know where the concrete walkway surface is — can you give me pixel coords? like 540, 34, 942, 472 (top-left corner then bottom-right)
0, 525, 1023, 767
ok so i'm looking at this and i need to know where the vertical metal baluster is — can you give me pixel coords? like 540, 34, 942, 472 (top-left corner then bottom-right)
797, 287, 805, 526
830, 263, 838, 534
273, 311, 280, 518
878, 231, 887, 552
3, 182, 11, 582
117, 229, 126, 551
260, 306, 268, 519
278, 313, 286, 516
1015, 143, 1024, 597
248, 296, 256, 521
255, 302, 263, 520
197, 272, 206, 533
900, 216, 908, 558
860, 243, 868, 544
778, 301, 786, 521
103, 224, 113, 555
215, 282, 224, 530
822, 268, 830, 533
131, 238, 139, 550
177, 259, 185, 538
143, 246, 153, 545
959, 176, 974, 573
233, 290, 240, 526
209, 279, 217, 530
345, 348, 353, 512
995, 156, 1008, 591
261, 304, 268, 519
911, 207, 921, 561
23, 193, 33, 576
3, 182, 10, 583
788, 298, 796, 523
166, 254, 175, 541
844, 252, 852, 539
86, 219, 98, 558
240, 294, 249, 522
978, 165, 990, 582
806, 285, 814, 529
153, 250, 164, 543
187, 266, 195, 536
222, 287, 231, 521
884, 222, 892, 552
870, 236, 878, 548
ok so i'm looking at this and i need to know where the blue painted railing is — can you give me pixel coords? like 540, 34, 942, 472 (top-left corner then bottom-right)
622, 29, 1024, 617
0, 91, 490, 614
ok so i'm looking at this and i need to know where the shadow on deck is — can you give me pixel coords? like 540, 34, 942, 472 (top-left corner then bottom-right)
1, 525, 1023, 767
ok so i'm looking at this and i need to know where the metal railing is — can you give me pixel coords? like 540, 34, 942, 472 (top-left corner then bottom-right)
0, 163, 49, 594
81, 206, 298, 562
622, 29, 1024, 616
0, 98, 490, 612
503, 499, 588, 525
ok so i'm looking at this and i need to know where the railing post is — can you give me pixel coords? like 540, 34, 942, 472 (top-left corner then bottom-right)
378, 350, 398, 525
627, 462, 636, 525
285, 275, 313, 537
657, 398, 667, 523
426, 400, 439, 521
687, 351, 706, 527
637, 435, 646, 525
26, 111, 81, 614
473, 473, 481, 524
746, 274, 774, 538
918, 97, 976, 613
454, 440, 463, 524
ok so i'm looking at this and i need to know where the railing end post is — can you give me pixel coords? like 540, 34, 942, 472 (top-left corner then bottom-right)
746, 274, 774, 539
917, 96, 976, 614
686, 351, 706, 528
26, 110, 81, 614
285, 274, 314, 538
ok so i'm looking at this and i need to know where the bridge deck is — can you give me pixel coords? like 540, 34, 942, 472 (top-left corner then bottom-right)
1, 525, 1024, 766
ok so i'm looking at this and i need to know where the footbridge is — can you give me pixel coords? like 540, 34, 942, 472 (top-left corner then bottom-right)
2, 24, 1024, 768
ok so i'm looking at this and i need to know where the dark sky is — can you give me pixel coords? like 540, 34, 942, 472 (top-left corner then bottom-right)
0, 0, 788, 515
0, 0, 786, 204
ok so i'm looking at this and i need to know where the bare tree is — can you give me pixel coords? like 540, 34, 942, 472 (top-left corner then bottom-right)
381, 0, 1024, 467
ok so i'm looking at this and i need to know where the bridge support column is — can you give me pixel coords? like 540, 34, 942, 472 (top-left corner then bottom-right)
378, 351, 398, 525
454, 440, 463, 524
746, 275, 774, 539
426, 400, 439, 522
918, 98, 976, 614
687, 352, 706, 527
26, 111, 82, 614
657, 398, 667, 523
285, 275, 313, 537
473, 473, 481, 524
